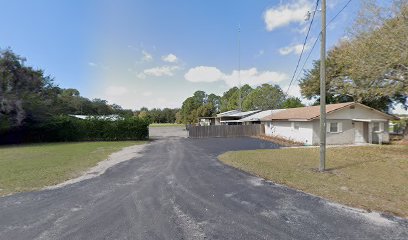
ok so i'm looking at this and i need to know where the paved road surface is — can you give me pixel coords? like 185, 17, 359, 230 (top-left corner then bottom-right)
0, 132, 407, 239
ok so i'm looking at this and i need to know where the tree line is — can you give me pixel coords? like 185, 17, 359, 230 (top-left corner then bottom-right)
179, 85, 304, 124
0, 49, 136, 136
0, 49, 153, 143
135, 107, 179, 124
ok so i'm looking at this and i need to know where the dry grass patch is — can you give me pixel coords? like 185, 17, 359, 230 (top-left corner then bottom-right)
219, 145, 408, 218
0, 141, 145, 196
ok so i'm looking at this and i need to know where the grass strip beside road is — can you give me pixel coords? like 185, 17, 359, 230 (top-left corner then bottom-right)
0, 141, 145, 196
219, 145, 408, 217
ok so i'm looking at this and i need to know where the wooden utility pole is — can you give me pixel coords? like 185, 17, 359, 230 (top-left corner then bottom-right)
238, 24, 242, 111
319, 0, 327, 171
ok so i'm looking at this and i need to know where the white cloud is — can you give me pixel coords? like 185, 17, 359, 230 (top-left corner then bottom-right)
142, 91, 153, 97
142, 50, 153, 62
263, 0, 312, 31
184, 66, 224, 83
224, 68, 288, 87
281, 84, 314, 105
279, 44, 308, 55
161, 53, 178, 63
284, 84, 302, 98
88, 62, 97, 67
184, 66, 288, 87
105, 86, 129, 97
137, 72, 146, 79
143, 65, 180, 77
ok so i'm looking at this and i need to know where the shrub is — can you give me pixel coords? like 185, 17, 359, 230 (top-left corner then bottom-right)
0, 115, 149, 144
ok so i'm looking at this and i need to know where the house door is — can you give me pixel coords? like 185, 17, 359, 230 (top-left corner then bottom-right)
354, 122, 366, 143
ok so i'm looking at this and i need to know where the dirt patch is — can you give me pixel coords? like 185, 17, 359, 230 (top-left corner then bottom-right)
255, 135, 304, 147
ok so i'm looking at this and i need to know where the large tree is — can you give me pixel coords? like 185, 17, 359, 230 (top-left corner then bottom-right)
0, 49, 57, 132
180, 91, 220, 124
281, 97, 305, 109
220, 84, 253, 112
299, 0, 408, 112
242, 84, 285, 111
0, 49, 134, 133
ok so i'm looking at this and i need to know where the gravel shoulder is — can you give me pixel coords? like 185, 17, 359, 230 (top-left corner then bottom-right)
45, 143, 148, 190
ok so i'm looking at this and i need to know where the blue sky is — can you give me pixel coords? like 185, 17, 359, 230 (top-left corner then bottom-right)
0, 0, 373, 110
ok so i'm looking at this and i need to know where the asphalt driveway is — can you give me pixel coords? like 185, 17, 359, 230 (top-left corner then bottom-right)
0, 136, 407, 239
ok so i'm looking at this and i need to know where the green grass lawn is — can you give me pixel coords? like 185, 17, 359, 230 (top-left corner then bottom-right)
219, 145, 408, 217
149, 123, 184, 127
0, 141, 145, 196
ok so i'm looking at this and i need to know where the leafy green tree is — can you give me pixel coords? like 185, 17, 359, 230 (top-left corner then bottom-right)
138, 110, 151, 122
220, 84, 253, 112
299, 0, 408, 112
175, 111, 183, 124
282, 97, 305, 108
180, 95, 202, 124
207, 94, 221, 113
0, 49, 56, 131
180, 90, 221, 124
0, 48, 135, 137
220, 87, 239, 112
91, 99, 112, 115
242, 84, 285, 110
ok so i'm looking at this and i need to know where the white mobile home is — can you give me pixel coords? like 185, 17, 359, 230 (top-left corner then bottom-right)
239, 109, 283, 125
215, 110, 260, 125
261, 102, 398, 145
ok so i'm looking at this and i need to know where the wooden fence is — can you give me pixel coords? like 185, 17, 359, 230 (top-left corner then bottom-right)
188, 124, 265, 138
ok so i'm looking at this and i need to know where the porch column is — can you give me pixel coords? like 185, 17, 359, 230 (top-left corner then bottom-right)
368, 122, 373, 144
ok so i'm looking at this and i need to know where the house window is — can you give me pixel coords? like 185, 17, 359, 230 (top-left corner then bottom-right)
373, 122, 383, 132
328, 122, 342, 133
291, 122, 300, 130
330, 122, 338, 133
373, 122, 380, 132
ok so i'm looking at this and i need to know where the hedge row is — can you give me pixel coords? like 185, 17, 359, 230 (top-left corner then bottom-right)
0, 115, 149, 144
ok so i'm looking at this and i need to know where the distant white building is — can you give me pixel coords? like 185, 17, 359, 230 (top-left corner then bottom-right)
69, 114, 123, 121
261, 102, 398, 145
215, 110, 260, 125
240, 109, 283, 125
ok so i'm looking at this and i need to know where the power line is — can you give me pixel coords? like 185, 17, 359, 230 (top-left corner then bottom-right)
285, 0, 320, 95
293, 33, 321, 85
328, 0, 353, 26
290, 0, 353, 89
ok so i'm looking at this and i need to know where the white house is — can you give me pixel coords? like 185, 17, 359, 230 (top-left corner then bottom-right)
261, 102, 398, 145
